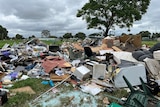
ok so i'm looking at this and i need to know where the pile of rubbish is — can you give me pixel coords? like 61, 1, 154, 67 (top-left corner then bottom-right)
0, 35, 160, 106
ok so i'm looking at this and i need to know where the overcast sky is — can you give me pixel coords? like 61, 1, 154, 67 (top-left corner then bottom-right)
0, 0, 159, 38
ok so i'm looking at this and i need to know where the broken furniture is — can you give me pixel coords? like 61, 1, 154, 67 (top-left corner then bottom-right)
49, 45, 60, 52
122, 76, 160, 107
114, 62, 147, 88
84, 47, 95, 58
144, 58, 160, 80
84, 61, 99, 75
92, 64, 106, 80
73, 65, 90, 81
105, 76, 160, 107
68, 47, 83, 60
115, 34, 142, 52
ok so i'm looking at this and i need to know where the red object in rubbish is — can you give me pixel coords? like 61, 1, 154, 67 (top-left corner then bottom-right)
41, 56, 70, 73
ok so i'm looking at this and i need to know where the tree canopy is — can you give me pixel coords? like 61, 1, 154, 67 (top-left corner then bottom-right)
15, 34, 24, 39
63, 33, 73, 39
77, 0, 150, 37
139, 31, 151, 38
74, 32, 86, 39
0, 25, 9, 40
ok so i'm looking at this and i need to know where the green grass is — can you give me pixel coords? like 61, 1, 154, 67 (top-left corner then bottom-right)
3, 78, 51, 107
0, 39, 63, 48
0, 39, 158, 48
0, 39, 23, 48
142, 40, 159, 47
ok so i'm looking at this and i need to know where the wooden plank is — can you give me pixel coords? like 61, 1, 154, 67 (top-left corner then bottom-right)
50, 73, 71, 81
112, 46, 122, 51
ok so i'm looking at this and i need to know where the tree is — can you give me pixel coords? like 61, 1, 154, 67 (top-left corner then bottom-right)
63, 33, 73, 39
41, 30, 50, 38
77, 0, 150, 37
74, 32, 86, 39
15, 34, 24, 39
28, 35, 36, 39
139, 31, 151, 39
152, 33, 160, 39
0, 25, 9, 40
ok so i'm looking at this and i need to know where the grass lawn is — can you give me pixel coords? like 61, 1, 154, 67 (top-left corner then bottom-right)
142, 40, 159, 47
3, 78, 51, 107
0, 39, 23, 48
0, 39, 158, 48
0, 39, 63, 48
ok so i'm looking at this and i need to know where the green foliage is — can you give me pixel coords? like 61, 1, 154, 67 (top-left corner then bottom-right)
152, 33, 160, 39
63, 33, 73, 39
28, 35, 36, 39
139, 31, 151, 38
0, 25, 9, 40
142, 40, 158, 47
77, 0, 150, 36
0, 39, 22, 48
74, 32, 86, 39
15, 34, 24, 39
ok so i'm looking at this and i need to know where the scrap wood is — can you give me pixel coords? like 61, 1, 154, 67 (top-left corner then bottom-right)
72, 43, 84, 51
0, 72, 6, 79
103, 97, 110, 104
50, 73, 71, 81
91, 44, 112, 53
132, 34, 141, 48
11, 86, 36, 94
112, 46, 122, 52
91, 79, 114, 88
119, 34, 131, 43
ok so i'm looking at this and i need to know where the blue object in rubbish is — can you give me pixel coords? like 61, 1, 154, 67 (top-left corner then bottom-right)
1, 51, 11, 57
25, 63, 36, 70
41, 81, 49, 85
10, 72, 18, 80
49, 80, 54, 87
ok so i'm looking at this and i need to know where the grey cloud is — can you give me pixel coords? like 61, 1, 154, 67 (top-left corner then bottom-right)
0, 0, 159, 37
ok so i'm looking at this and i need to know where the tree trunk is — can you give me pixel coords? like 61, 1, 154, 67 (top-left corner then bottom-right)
104, 28, 109, 37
